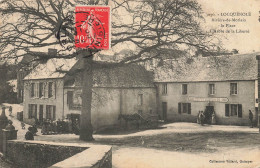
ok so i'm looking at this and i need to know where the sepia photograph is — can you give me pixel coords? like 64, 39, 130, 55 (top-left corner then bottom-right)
0, 0, 260, 167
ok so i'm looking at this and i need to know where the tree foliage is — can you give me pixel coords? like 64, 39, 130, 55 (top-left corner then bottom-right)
0, 63, 17, 104
0, 0, 218, 63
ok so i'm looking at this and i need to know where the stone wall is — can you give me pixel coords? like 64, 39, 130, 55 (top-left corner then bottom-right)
6, 140, 112, 168
6, 141, 86, 168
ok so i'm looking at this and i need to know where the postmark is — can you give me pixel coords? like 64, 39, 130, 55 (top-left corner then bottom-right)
75, 6, 110, 49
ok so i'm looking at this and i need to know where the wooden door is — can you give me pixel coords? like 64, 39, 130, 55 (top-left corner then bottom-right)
162, 102, 167, 121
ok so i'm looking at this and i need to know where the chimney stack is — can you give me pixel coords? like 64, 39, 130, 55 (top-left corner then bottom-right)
48, 48, 57, 56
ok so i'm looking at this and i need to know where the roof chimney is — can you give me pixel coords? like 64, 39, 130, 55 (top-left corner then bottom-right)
48, 48, 57, 56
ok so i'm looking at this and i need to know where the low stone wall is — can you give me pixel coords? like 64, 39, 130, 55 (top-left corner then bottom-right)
51, 144, 112, 168
6, 140, 112, 168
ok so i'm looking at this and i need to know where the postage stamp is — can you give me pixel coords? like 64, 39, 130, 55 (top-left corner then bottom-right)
75, 6, 110, 50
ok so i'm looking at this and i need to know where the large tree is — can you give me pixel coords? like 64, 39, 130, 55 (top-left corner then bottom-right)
0, 0, 219, 141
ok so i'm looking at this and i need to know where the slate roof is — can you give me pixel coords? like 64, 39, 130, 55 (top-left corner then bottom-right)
93, 64, 154, 88
64, 63, 155, 88
154, 52, 260, 82
24, 58, 78, 80
25, 56, 154, 87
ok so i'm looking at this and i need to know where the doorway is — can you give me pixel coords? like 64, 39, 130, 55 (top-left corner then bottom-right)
162, 102, 167, 121
204, 106, 214, 124
39, 105, 43, 123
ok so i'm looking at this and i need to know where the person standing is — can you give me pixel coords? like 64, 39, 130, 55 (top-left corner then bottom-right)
249, 110, 253, 128
21, 121, 25, 129
199, 111, 205, 126
8, 106, 12, 116
5, 120, 15, 130
25, 127, 34, 140
211, 111, 216, 125
197, 111, 201, 124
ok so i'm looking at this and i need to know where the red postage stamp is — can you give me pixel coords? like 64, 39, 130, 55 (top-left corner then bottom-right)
75, 6, 110, 49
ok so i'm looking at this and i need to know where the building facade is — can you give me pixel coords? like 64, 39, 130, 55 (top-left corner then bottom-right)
23, 59, 157, 130
23, 58, 78, 125
22, 52, 260, 128
156, 80, 256, 125
155, 53, 259, 126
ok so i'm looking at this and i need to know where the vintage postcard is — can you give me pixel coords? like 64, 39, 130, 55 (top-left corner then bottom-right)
0, 0, 260, 168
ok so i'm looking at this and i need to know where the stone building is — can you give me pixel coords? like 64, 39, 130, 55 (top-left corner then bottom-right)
22, 58, 157, 130
155, 53, 260, 125
23, 58, 78, 125
22, 51, 260, 128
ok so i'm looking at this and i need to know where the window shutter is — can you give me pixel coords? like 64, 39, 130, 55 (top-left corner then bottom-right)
225, 104, 229, 116
67, 91, 73, 108
178, 103, 181, 114
188, 103, 191, 114
53, 81, 56, 99
44, 82, 48, 98
36, 83, 39, 98
238, 104, 242, 118
28, 104, 31, 118
46, 105, 49, 119
35, 105, 38, 119
230, 83, 232, 95
31, 83, 34, 97
39, 83, 42, 97
53, 106, 56, 120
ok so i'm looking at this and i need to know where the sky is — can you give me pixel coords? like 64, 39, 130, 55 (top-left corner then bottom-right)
198, 0, 260, 53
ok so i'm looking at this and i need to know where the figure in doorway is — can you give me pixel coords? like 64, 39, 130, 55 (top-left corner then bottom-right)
199, 111, 205, 126
249, 110, 253, 128
211, 111, 216, 125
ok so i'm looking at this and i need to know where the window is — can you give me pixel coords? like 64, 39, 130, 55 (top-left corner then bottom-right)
44, 82, 48, 98
67, 91, 73, 105
138, 94, 143, 106
209, 84, 215, 95
162, 83, 167, 95
230, 83, 237, 95
39, 82, 44, 98
48, 82, 55, 98
178, 103, 191, 114
225, 104, 242, 118
35, 83, 39, 97
30, 83, 35, 97
46, 105, 56, 120
28, 104, 37, 119
48, 82, 53, 98
182, 84, 187, 95
67, 90, 82, 110
30, 83, 40, 98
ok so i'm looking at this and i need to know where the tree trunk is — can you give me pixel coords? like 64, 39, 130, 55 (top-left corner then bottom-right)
80, 53, 94, 141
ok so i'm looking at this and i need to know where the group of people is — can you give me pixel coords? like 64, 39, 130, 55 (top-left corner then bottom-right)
24, 118, 80, 140
197, 110, 216, 126
41, 118, 79, 135
25, 125, 38, 140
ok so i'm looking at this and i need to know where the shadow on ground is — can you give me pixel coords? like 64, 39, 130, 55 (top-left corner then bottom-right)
95, 131, 260, 153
